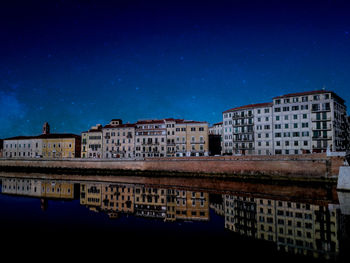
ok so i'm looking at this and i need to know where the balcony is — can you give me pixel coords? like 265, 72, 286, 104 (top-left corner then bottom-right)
311, 117, 331, 122
311, 107, 331, 113
312, 136, 332, 140
311, 126, 332, 131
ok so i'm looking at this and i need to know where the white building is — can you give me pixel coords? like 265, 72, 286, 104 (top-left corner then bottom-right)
222, 90, 347, 155
272, 90, 347, 154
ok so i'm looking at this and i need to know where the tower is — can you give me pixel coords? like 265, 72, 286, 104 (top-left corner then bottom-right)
42, 122, 50, 134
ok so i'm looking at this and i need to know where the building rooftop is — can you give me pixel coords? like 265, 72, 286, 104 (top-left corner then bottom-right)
273, 90, 345, 103
4, 133, 81, 140
223, 102, 272, 113
103, 123, 136, 129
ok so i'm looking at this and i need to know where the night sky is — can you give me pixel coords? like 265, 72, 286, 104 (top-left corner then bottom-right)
1, 0, 350, 138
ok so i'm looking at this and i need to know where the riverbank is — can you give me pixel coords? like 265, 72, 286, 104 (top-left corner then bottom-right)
0, 153, 344, 183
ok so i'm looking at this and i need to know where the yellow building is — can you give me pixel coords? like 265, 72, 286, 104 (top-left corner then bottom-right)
175, 190, 209, 221
183, 121, 209, 157
41, 180, 74, 199
134, 185, 167, 219
101, 183, 134, 215
81, 124, 103, 158
80, 183, 102, 209
41, 134, 81, 158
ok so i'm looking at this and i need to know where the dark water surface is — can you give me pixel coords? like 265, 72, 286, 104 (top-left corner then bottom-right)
1, 172, 349, 262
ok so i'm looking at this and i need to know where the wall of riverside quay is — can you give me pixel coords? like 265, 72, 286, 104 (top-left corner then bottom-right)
0, 153, 345, 179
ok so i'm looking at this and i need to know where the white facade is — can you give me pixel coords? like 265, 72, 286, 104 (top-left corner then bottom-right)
3, 137, 43, 158
103, 123, 135, 159
222, 90, 348, 155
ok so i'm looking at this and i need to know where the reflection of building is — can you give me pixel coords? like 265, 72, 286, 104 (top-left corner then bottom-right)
80, 183, 102, 211
134, 185, 167, 219
101, 183, 134, 216
2, 178, 42, 197
224, 194, 341, 260
41, 181, 74, 199
224, 195, 257, 237
175, 190, 209, 221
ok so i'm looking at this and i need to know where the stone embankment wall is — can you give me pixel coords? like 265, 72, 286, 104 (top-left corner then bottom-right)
0, 153, 344, 180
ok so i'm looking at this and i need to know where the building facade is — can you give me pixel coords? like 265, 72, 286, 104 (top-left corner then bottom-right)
222, 90, 348, 155
102, 120, 135, 159
223, 103, 272, 155
40, 134, 81, 158
81, 124, 103, 158
3, 123, 80, 159
135, 119, 167, 158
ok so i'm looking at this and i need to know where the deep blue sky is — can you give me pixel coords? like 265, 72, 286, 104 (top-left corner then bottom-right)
1, 0, 350, 138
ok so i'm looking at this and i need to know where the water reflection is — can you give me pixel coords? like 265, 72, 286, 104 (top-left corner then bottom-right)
0, 175, 348, 261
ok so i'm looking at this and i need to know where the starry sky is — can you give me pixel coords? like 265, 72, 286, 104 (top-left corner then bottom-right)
1, 0, 350, 138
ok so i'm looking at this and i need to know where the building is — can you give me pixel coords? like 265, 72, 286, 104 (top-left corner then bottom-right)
222, 90, 347, 155
2, 122, 81, 159
40, 133, 81, 158
102, 119, 136, 159
134, 185, 167, 219
0, 139, 3, 158
272, 90, 347, 154
223, 102, 272, 155
135, 119, 168, 158
101, 183, 134, 218
209, 122, 223, 156
81, 124, 103, 158
182, 120, 209, 157
175, 190, 209, 221
224, 193, 341, 259
3, 136, 43, 158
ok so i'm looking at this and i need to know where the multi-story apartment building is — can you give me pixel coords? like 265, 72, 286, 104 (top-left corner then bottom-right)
134, 118, 209, 158
135, 119, 167, 158
81, 124, 103, 158
182, 120, 209, 157
102, 119, 135, 159
223, 90, 347, 155
272, 90, 347, 154
223, 103, 272, 155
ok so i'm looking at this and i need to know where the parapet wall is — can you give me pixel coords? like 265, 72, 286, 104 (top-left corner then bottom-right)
0, 154, 344, 180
